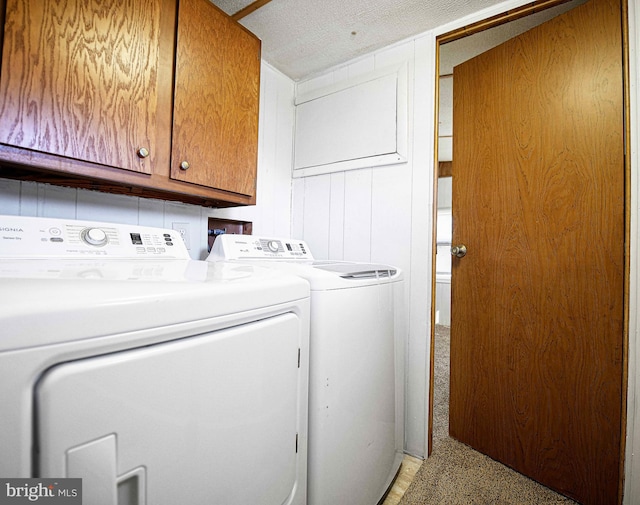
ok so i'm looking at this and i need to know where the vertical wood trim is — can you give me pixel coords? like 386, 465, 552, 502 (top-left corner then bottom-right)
428, 46, 442, 457
620, 1, 631, 503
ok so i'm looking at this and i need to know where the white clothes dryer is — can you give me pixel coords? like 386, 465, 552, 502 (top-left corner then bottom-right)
0, 216, 310, 505
208, 234, 405, 505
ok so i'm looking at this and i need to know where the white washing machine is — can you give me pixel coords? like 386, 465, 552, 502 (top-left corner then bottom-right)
0, 216, 310, 505
208, 234, 404, 505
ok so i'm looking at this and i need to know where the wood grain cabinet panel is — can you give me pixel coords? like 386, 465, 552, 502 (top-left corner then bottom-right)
0, 0, 161, 174
0, 0, 260, 207
172, 0, 260, 197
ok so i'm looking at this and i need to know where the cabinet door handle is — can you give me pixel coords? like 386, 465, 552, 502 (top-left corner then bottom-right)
137, 147, 150, 159
180, 161, 190, 171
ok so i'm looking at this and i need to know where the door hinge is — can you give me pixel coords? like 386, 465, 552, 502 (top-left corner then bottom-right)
298, 348, 301, 368
296, 433, 298, 453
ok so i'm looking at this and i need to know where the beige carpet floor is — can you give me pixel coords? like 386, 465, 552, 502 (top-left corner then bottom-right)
398, 325, 576, 505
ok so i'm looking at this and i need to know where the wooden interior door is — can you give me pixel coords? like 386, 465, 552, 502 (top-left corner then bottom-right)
448, 0, 625, 503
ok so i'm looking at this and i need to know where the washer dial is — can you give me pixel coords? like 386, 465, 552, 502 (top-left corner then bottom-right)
82, 227, 108, 247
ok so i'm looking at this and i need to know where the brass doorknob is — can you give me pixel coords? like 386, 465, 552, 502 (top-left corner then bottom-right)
450, 244, 467, 258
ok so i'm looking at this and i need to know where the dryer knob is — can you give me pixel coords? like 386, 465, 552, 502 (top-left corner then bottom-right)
267, 240, 280, 252
82, 227, 108, 247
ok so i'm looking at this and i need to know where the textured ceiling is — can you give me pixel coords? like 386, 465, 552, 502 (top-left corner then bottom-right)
210, 0, 508, 80
211, 0, 586, 81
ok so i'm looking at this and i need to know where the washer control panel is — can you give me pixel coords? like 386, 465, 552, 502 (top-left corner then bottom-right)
210, 234, 314, 261
0, 215, 191, 259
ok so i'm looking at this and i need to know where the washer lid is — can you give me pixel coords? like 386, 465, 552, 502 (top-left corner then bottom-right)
208, 234, 402, 289
312, 262, 397, 279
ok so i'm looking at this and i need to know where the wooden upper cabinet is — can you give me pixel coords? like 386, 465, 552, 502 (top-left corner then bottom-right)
0, 0, 161, 174
171, 0, 260, 197
0, 0, 260, 206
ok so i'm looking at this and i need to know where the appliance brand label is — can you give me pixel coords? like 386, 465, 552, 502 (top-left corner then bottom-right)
0, 479, 81, 504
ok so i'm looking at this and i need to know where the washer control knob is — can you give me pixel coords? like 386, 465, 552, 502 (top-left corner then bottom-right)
267, 240, 280, 252
82, 227, 108, 247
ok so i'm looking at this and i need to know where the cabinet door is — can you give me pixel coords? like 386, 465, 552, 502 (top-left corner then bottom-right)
0, 0, 161, 173
172, 0, 260, 196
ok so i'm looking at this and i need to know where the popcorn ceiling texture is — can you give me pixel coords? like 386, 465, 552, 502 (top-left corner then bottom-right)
210, 0, 505, 80
212, 0, 249, 14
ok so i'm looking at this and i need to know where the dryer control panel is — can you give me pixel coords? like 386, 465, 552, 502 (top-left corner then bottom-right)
0, 215, 191, 259
209, 234, 314, 261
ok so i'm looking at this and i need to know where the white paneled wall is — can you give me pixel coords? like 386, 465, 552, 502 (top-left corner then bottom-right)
0, 62, 295, 261
292, 35, 436, 458
343, 170, 373, 261
0, 177, 207, 253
